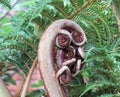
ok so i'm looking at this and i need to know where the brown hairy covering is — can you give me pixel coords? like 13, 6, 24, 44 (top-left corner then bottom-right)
38, 19, 86, 97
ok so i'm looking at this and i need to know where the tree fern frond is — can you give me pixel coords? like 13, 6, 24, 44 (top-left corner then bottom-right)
84, 47, 96, 62
89, 0, 109, 10
49, 0, 74, 18
0, 0, 119, 96
74, 16, 102, 46
22, 0, 51, 25
79, 83, 102, 97
0, 42, 28, 51
7, 57, 29, 74
112, 37, 120, 51
32, 16, 51, 32
0, 49, 18, 61
85, 7, 111, 41
4, 34, 37, 51
26, 90, 45, 97
67, 0, 96, 19
0, 49, 30, 75
11, 0, 51, 35
68, 84, 85, 97
0, 0, 11, 9
98, 19, 111, 41
80, 81, 115, 97
5, 34, 32, 43
71, 0, 113, 46
98, 93, 120, 97
41, 8, 64, 21
70, 0, 85, 11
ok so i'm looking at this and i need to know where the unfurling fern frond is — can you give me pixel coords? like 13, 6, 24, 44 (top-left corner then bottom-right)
1, 0, 120, 96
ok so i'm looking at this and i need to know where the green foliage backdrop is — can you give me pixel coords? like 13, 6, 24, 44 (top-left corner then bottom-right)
0, 0, 120, 97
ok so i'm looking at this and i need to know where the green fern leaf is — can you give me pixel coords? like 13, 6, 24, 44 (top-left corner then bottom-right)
76, 17, 102, 46
80, 81, 114, 97
0, 0, 11, 9
41, 8, 64, 21
32, 16, 51, 31
70, 0, 85, 10
49, 0, 74, 18
98, 93, 120, 97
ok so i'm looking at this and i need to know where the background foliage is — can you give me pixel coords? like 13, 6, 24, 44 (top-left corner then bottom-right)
0, 0, 120, 97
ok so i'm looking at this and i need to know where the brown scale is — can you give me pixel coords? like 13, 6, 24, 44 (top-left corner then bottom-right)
59, 69, 71, 84
38, 19, 86, 97
56, 33, 71, 48
71, 29, 84, 43
55, 31, 84, 84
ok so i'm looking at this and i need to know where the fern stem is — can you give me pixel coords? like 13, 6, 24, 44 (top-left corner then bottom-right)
14, 75, 25, 97
0, 77, 12, 97
67, 0, 96, 19
52, 4, 68, 18
21, 56, 37, 97
24, 42, 37, 52
70, 0, 78, 11
23, 51, 34, 62
25, 63, 30, 71
111, 0, 120, 32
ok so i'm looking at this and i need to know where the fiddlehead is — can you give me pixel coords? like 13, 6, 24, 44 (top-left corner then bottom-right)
38, 19, 86, 97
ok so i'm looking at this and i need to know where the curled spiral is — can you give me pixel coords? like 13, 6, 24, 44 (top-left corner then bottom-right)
55, 25, 86, 85
38, 19, 86, 97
